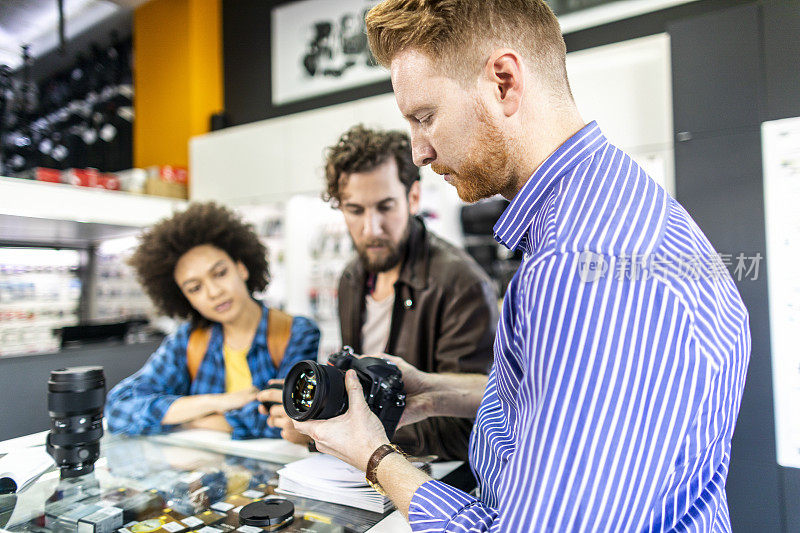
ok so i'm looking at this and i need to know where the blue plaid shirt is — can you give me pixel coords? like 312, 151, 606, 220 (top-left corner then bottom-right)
105, 305, 320, 439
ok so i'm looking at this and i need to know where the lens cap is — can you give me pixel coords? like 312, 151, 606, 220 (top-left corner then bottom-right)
48, 367, 105, 392
239, 498, 294, 528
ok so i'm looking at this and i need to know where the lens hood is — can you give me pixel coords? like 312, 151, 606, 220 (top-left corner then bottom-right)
282, 361, 347, 421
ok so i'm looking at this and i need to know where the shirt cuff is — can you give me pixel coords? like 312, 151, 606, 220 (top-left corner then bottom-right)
146, 395, 182, 432
224, 402, 281, 440
408, 479, 479, 530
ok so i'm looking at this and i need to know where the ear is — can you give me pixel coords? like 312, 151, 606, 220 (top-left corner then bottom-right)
484, 49, 524, 117
236, 261, 249, 282
407, 180, 421, 216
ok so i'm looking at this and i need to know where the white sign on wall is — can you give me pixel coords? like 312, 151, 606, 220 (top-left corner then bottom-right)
762, 116, 800, 469
271, 0, 387, 106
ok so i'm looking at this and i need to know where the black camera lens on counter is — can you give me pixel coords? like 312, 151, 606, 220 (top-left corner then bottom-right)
282, 347, 406, 439
46, 366, 106, 479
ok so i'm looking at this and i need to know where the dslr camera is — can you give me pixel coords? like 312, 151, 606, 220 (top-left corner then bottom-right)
282, 347, 406, 439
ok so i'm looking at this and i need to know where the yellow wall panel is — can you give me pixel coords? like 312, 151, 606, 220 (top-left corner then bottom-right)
133, 0, 222, 170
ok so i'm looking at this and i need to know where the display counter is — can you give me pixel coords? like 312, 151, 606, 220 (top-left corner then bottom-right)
0, 431, 460, 533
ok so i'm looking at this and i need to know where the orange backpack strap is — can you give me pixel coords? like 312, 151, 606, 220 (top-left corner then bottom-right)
186, 327, 212, 381
267, 309, 294, 369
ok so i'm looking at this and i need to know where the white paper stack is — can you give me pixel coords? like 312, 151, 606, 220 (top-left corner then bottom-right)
0, 447, 54, 494
276, 454, 391, 513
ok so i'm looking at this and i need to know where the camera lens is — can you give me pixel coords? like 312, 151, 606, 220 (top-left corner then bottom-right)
282, 361, 346, 421
46, 366, 106, 478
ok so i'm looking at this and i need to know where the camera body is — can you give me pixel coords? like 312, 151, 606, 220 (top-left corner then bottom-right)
329, 347, 407, 438
282, 347, 406, 439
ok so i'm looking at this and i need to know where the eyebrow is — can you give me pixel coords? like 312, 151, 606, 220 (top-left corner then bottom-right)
342, 197, 397, 209
403, 106, 433, 121
180, 260, 226, 288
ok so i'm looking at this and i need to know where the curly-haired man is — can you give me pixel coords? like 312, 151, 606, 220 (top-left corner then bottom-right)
105, 202, 320, 439
259, 124, 498, 461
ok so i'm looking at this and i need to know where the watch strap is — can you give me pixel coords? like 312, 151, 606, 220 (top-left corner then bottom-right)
365, 444, 401, 495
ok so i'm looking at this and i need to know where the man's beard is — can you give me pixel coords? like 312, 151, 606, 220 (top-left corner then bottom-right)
355, 222, 410, 273
432, 100, 515, 203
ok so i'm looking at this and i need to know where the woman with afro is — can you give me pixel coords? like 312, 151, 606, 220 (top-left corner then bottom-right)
105, 202, 319, 439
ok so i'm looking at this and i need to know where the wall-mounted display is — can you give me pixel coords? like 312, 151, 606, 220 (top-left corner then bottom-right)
762, 115, 800, 470
0, 248, 81, 357
0, 35, 133, 178
271, 0, 385, 106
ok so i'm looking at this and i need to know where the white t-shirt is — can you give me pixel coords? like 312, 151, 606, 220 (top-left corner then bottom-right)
361, 292, 394, 355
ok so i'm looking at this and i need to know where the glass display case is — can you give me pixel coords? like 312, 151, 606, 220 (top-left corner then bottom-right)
0, 436, 390, 533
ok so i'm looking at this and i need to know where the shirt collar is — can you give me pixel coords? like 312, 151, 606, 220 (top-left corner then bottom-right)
251, 303, 269, 348
493, 121, 606, 253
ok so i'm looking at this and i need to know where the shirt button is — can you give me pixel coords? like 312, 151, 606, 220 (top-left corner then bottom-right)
404, 299, 413, 308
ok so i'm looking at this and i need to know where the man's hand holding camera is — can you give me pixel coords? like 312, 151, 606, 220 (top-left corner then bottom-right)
257, 349, 487, 517
257, 349, 434, 469
293, 369, 391, 471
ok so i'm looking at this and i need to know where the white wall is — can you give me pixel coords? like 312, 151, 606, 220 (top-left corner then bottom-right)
190, 32, 674, 214
565, 33, 674, 194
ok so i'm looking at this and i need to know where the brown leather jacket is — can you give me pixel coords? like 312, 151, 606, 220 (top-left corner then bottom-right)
338, 217, 497, 460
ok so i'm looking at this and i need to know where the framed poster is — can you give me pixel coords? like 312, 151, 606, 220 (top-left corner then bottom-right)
762, 115, 800, 469
271, 0, 387, 106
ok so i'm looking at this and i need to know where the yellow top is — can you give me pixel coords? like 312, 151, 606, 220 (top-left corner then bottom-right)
223, 345, 253, 393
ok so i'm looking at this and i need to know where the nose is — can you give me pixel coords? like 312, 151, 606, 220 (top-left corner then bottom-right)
206, 279, 224, 299
410, 131, 435, 167
363, 210, 383, 238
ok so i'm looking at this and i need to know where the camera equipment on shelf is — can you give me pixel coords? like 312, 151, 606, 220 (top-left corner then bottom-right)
46, 366, 106, 478
282, 347, 406, 439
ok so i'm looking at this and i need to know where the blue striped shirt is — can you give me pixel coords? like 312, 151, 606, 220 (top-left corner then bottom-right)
408, 122, 750, 532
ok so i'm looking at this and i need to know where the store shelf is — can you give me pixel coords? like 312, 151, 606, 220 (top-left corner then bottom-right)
0, 176, 188, 247
0, 176, 187, 227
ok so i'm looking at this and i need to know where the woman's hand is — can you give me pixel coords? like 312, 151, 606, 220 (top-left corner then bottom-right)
215, 387, 258, 413
257, 382, 312, 446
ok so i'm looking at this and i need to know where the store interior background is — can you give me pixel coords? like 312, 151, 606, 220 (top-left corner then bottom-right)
0, 0, 797, 531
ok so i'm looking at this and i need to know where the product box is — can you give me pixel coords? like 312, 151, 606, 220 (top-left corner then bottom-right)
63, 168, 100, 188
145, 178, 188, 199
116, 169, 147, 194
144, 178, 189, 200
97, 173, 120, 191
193, 524, 235, 533
78, 506, 124, 533
100, 488, 163, 522
147, 166, 188, 185
46, 503, 104, 531
120, 508, 187, 533
31, 167, 62, 183
209, 494, 253, 518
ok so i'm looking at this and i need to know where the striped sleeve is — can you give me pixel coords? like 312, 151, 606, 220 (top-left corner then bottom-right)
409, 252, 715, 531
409, 480, 497, 531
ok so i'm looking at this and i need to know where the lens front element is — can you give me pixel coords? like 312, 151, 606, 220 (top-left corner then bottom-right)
292, 369, 317, 413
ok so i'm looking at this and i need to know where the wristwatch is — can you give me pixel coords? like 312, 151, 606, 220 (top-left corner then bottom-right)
365, 444, 405, 495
